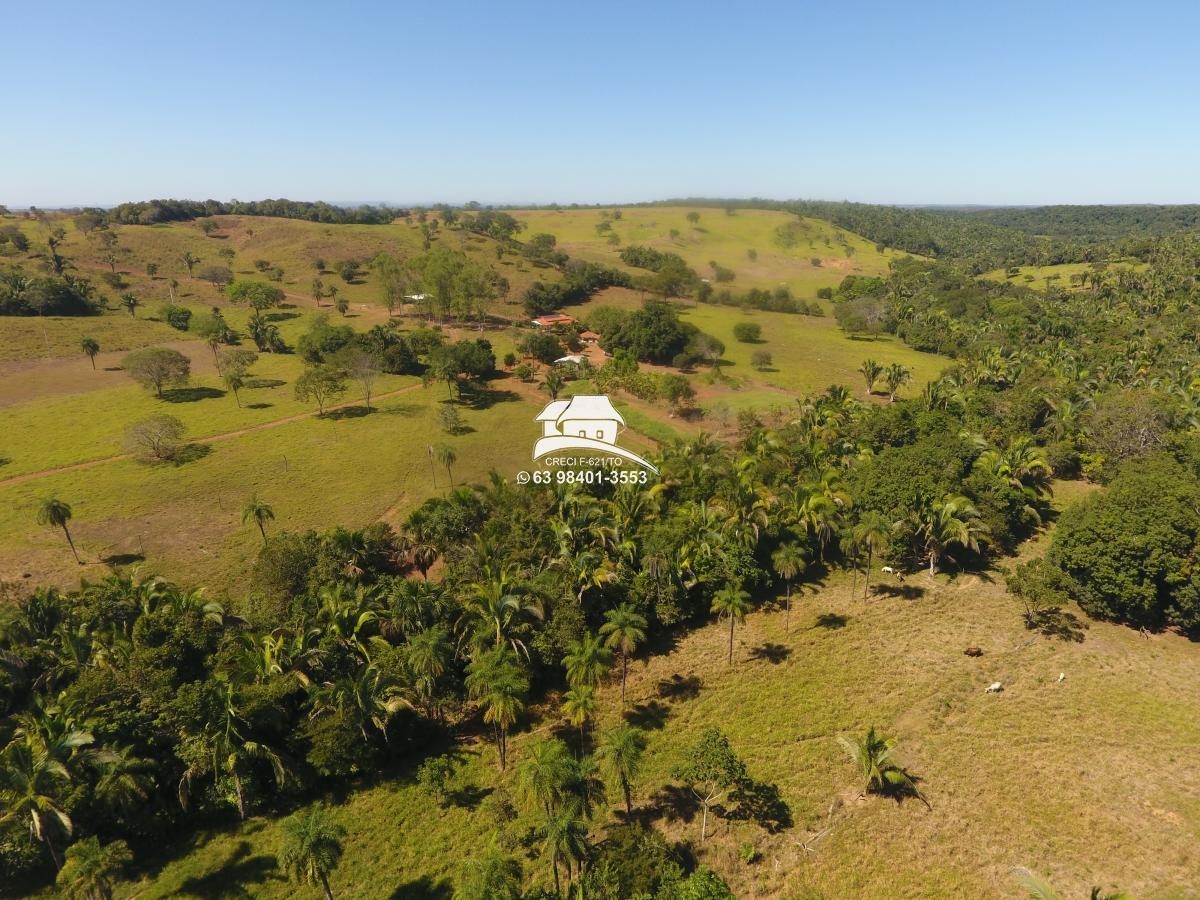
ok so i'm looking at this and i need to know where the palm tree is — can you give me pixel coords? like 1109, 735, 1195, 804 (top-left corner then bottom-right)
459, 559, 538, 657
436, 444, 457, 486
0, 727, 92, 869
596, 723, 646, 815
36, 497, 80, 564
278, 803, 346, 900
56, 836, 131, 900
454, 839, 523, 900
79, 337, 100, 370
859, 358, 883, 396
517, 737, 575, 816
405, 626, 452, 718
541, 799, 589, 896
540, 369, 566, 401
1009, 867, 1130, 900
180, 251, 200, 276
91, 745, 153, 818
224, 369, 245, 407
770, 542, 806, 633
561, 685, 598, 746
178, 682, 288, 820
241, 495, 275, 543
599, 604, 646, 704
883, 363, 912, 402
562, 631, 612, 690
465, 648, 528, 770
120, 293, 138, 318
910, 495, 986, 576
838, 725, 918, 798
711, 584, 753, 665
854, 512, 891, 598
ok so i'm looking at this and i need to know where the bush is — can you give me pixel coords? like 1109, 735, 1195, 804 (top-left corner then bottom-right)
751, 349, 773, 370
732, 321, 762, 343
159, 303, 192, 331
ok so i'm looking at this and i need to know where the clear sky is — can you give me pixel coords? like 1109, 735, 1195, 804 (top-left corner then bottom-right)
4, 0, 1199, 207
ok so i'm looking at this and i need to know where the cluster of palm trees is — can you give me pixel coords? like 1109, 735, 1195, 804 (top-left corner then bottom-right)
859, 358, 912, 401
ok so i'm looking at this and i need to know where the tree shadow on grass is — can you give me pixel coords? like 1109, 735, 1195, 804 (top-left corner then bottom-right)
163, 386, 226, 403
244, 378, 286, 389
648, 784, 699, 825
871, 584, 927, 600
245, 402, 272, 410
748, 642, 791, 664
101, 552, 145, 567
725, 778, 793, 833
461, 388, 520, 410
325, 406, 371, 421
388, 876, 452, 900
812, 612, 848, 630
623, 700, 670, 731
1026, 607, 1087, 642
447, 784, 492, 810
176, 840, 281, 899
656, 674, 702, 701
173, 443, 212, 466
264, 312, 300, 322
380, 402, 422, 417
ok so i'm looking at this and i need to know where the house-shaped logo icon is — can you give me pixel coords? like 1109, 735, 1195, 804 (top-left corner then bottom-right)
533, 395, 658, 472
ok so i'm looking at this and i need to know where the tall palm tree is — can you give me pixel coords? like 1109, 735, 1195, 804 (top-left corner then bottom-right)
910, 495, 986, 576
540, 370, 566, 401
178, 682, 288, 820
55, 836, 132, 900
241, 495, 275, 543
561, 685, 598, 746
770, 542, 806, 633
541, 798, 589, 896
562, 631, 612, 690
884, 363, 912, 402
599, 604, 646, 704
405, 626, 452, 718
710, 584, 753, 666
180, 251, 200, 276
278, 802, 346, 900
854, 512, 892, 598
79, 337, 100, 370
454, 839, 523, 900
596, 723, 646, 815
859, 358, 883, 396
459, 560, 538, 657
0, 727, 92, 869
465, 648, 528, 770
36, 497, 80, 564
517, 737, 575, 816
435, 445, 457, 486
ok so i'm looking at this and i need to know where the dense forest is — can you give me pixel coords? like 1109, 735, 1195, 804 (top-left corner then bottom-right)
949, 204, 1200, 243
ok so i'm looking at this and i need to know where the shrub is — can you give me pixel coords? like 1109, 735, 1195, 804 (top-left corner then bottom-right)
159, 303, 192, 331
733, 322, 762, 343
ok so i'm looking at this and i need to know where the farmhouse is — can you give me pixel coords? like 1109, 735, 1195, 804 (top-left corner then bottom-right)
531, 313, 575, 328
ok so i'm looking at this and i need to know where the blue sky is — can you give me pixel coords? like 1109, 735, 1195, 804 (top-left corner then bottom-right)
4, 0, 1199, 207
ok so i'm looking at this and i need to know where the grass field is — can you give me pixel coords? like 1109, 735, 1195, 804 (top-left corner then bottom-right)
108, 485, 1200, 899
510, 206, 913, 299
574, 289, 949, 409
979, 260, 1145, 290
